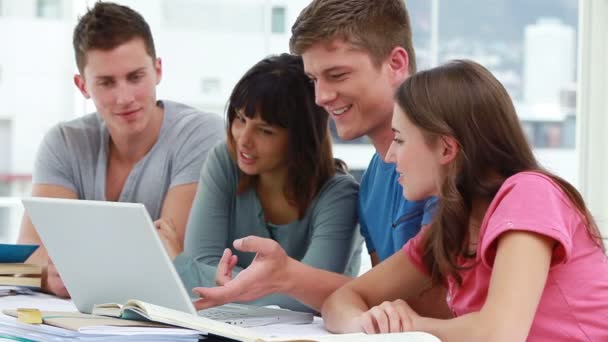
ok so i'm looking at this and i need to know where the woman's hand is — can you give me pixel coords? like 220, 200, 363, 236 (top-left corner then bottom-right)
359, 299, 420, 334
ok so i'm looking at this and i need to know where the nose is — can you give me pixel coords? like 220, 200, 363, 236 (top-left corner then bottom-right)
237, 124, 254, 149
115, 81, 135, 106
385, 141, 397, 164
314, 79, 337, 107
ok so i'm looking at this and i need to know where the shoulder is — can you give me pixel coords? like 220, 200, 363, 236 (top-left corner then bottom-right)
495, 171, 570, 205
203, 142, 239, 175
42, 113, 102, 149
162, 100, 224, 129
314, 172, 359, 204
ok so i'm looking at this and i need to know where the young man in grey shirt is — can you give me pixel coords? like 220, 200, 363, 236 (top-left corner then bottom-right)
17, 2, 224, 298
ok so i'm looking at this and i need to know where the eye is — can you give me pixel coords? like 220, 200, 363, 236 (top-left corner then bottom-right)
329, 72, 347, 80
260, 128, 274, 135
392, 138, 404, 145
96, 79, 113, 87
128, 73, 144, 82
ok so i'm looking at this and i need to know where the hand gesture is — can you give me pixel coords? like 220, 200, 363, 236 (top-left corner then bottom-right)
192, 236, 290, 310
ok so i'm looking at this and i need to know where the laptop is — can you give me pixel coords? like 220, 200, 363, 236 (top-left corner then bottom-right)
22, 197, 313, 327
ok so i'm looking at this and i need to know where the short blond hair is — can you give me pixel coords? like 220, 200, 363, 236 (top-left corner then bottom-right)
290, 0, 416, 73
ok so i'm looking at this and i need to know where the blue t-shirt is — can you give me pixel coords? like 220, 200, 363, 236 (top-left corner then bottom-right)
358, 153, 437, 262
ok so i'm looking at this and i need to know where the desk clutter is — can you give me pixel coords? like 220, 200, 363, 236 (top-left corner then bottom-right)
0, 293, 442, 342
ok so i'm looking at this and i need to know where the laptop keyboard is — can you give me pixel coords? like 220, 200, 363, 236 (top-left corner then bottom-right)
199, 307, 249, 320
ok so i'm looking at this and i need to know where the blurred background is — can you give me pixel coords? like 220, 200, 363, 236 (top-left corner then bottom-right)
0, 1, 604, 256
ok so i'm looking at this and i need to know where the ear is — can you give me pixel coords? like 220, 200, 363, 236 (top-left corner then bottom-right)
154, 57, 162, 85
386, 46, 410, 86
73, 74, 90, 99
438, 136, 459, 165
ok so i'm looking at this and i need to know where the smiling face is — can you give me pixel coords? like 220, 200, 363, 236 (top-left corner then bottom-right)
386, 104, 446, 201
302, 38, 403, 143
74, 38, 162, 139
230, 112, 289, 178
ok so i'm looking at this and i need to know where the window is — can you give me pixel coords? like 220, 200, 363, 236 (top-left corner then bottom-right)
0, 0, 600, 244
162, 0, 265, 33
332, 0, 580, 185
200, 77, 221, 95
271, 6, 286, 34
36, 0, 62, 19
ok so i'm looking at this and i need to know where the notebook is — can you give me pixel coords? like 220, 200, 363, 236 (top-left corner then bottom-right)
21, 197, 313, 327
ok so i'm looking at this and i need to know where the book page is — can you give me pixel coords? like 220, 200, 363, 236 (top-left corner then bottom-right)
125, 300, 261, 342
91, 303, 123, 317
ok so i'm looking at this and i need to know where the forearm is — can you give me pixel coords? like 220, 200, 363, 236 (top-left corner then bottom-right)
246, 293, 316, 313
281, 258, 352, 312
321, 285, 369, 333
415, 311, 510, 342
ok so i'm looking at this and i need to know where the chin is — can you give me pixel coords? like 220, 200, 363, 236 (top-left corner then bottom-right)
402, 190, 423, 202
336, 128, 364, 141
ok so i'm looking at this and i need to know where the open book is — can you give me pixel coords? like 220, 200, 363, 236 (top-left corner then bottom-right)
90, 300, 441, 342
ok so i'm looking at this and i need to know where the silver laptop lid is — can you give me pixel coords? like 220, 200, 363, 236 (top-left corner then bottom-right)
22, 197, 196, 315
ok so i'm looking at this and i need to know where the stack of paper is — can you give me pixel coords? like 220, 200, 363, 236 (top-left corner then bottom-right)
0, 312, 202, 341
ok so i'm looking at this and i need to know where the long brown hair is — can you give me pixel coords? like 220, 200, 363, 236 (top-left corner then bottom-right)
394, 60, 604, 286
226, 53, 345, 218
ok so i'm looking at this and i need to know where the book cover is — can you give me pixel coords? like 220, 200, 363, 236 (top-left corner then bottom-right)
0, 244, 39, 263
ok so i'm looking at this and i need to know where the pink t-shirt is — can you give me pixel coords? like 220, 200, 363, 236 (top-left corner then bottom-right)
404, 172, 608, 341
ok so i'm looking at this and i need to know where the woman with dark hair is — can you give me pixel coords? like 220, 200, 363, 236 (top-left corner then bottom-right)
158, 54, 361, 313
322, 60, 608, 340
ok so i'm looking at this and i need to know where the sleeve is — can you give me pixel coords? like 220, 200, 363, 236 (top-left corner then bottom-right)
246, 174, 360, 312
480, 174, 576, 269
32, 125, 78, 194
173, 144, 236, 291
402, 225, 431, 277
359, 199, 375, 254
169, 112, 225, 188
357, 175, 376, 254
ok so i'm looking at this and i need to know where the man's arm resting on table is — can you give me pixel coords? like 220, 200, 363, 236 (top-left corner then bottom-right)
18, 184, 77, 297
18, 184, 78, 264
282, 258, 352, 311
193, 236, 354, 312
159, 183, 198, 246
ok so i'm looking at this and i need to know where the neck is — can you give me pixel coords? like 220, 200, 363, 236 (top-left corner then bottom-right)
367, 119, 394, 160
108, 105, 163, 164
257, 168, 288, 198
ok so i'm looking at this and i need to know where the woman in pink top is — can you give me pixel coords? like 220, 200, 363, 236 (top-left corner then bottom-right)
321, 60, 608, 341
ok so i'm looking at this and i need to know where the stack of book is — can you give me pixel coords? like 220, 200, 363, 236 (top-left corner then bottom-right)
0, 243, 41, 290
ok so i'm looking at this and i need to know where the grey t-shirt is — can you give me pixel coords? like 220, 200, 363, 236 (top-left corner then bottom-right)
174, 142, 363, 313
33, 100, 225, 219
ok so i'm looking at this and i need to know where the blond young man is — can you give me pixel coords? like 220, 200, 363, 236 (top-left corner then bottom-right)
18, 2, 224, 298
190, 0, 450, 318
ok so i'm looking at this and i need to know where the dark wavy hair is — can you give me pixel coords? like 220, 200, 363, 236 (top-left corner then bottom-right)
394, 60, 604, 286
226, 53, 345, 218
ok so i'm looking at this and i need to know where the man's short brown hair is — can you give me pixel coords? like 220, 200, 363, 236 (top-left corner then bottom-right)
290, 0, 416, 73
72, 2, 156, 73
